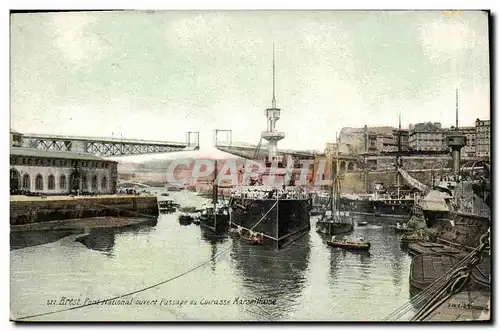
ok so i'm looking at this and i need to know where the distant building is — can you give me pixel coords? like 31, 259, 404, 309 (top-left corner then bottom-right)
475, 119, 491, 158
408, 122, 447, 152
338, 126, 394, 155
375, 133, 397, 152
10, 147, 118, 195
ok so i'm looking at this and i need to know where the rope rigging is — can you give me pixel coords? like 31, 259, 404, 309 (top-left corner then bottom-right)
395, 165, 429, 193
15, 197, 281, 321
383, 230, 490, 321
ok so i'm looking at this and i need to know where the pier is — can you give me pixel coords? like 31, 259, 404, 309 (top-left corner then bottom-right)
10, 195, 159, 226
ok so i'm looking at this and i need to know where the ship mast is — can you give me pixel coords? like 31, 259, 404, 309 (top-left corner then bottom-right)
397, 113, 401, 197
213, 159, 218, 229
331, 133, 340, 214
261, 44, 285, 163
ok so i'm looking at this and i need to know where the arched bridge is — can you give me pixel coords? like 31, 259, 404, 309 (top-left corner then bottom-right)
15, 131, 200, 157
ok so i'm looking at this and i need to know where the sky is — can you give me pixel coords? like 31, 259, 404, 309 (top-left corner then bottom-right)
10, 10, 490, 158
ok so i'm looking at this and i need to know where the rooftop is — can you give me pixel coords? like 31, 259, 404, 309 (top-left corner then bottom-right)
10, 147, 117, 162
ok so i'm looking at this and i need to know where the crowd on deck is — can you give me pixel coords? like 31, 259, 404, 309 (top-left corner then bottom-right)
229, 186, 312, 200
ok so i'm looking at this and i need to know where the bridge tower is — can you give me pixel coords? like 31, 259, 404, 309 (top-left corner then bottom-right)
261, 44, 285, 162
446, 89, 467, 175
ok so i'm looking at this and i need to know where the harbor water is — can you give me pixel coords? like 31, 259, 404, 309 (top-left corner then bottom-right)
10, 190, 416, 321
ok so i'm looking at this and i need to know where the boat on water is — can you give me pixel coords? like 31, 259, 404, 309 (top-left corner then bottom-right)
199, 160, 230, 233
240, 232, 265, 245
160, 192, 169, 197
327, 235, 371, 251
158, 200, 176, 213
340, 186, 419, 219
357, 221, 368, 227
316, 135, 354, 236
178, 213, 194, 225
228, 49, 311, 250
199, 203, 230, 232
400, 230, 427, 243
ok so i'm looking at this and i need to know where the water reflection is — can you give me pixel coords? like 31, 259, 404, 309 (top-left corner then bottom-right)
230, 233, 311, 321
74, 218, 158, 256
199, 227, 230, 273
11, 229, 79, 250
76, 228, 116, 256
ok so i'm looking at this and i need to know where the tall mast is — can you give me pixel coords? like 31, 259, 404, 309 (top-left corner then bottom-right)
261, 44, 285, 162
396, 113, 401, 193
455, 89, 459, 131
336, 133, 340, 207
213, 159, 218, 229
272, 43, 276, 109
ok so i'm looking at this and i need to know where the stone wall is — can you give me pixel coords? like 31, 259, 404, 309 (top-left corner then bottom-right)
10, 196, 159, 225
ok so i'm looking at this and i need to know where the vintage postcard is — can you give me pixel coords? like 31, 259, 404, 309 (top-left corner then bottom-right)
9, 10, 491, 322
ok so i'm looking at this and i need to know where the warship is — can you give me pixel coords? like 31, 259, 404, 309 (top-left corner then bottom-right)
228, 46, 312, 249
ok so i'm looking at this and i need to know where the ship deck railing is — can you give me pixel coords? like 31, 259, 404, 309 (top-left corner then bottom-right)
230, 194, 311, 200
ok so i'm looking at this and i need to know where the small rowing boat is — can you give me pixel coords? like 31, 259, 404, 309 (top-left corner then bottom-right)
178, 214, 194, 225
327, 235, 371, 251
240, 231, 264, 245
357, 221, 368, 227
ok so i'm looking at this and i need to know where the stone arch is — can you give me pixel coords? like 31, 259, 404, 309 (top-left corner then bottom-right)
101, 176, 108, 191
60, 175, 67, 190
91, 176, 98, 191
69, 171, 80, 192
35, 174, 43, 191
82, 175, 88, 191
48, 174, 55, 190
340, 161, 346, 171
10, 169, 20, 191
22, 174, 31, 190
347, 161, 354, 171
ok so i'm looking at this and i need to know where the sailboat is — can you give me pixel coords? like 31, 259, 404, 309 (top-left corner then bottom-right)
199, 159, 230, 232
316, 135, 354, 236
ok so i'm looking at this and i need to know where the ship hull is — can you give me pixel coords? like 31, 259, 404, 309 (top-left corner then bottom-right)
316, 220, 353, 235
199, 214, 230, 233
326, 241, 371, 251
229, 198, 311, 249
341, 197, 414, 218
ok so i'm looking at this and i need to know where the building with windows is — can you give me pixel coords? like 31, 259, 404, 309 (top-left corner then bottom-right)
10, 147, 118, 195
475, 119, 490, 159
408, 122, 447, 152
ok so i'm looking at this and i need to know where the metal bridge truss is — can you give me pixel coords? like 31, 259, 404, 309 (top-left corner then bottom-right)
20, 132, 200, 157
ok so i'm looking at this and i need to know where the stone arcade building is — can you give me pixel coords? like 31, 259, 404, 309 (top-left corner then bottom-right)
10, 147, 118, 195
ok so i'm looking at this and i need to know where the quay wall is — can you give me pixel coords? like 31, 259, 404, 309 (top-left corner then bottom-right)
10, 196, 159, 225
